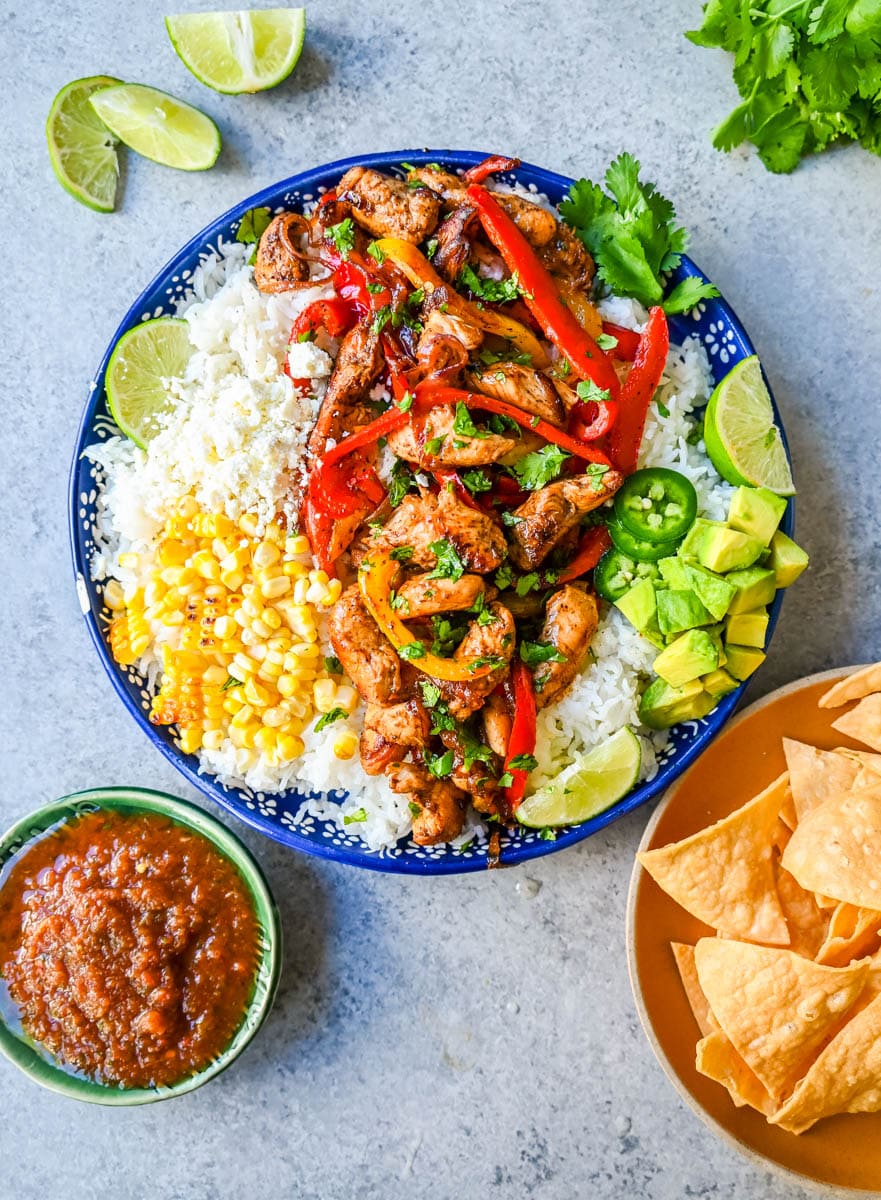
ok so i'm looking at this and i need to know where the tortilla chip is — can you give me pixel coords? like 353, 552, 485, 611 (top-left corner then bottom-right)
671, 942, 716, 1036
693, 937, 869, 1100
819, 664, 881, 709
638, 774, 790, 945
836, 748, 881, 775
832, 695, 881, 753
815, 893, 838, 909
782, 738, 862, 822
855, 765, 881, 791
782, 786, 881, 909
771, 991, 881, 1133
775, 860, 829, 959
779, 787, 798, 832
816, 902, 881, 967
696, 1031, 777, 1116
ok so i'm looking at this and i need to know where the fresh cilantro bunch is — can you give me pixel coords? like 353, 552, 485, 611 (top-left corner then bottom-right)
687, 0, 881, 172
559, 154, 720, 315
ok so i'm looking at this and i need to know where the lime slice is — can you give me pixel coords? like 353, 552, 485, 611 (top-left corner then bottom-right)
516, 727, 642, 829
46, 76, 122, 212
106, 318, 191, 448
89, 84, 221, 171
703, 356, 795, 496
165, 8, 306, 94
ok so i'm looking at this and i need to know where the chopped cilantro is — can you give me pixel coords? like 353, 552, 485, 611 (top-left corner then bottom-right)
460, 729, 494, 770
596, 332, 618, 350
458, 263, 523, 304
297, 330, 315, 343
399, 641, 426, 661
323, 655, 342, 675
656, 399, 671, 419
343, 807, 368, 825
515, 572, 541, 597
419, 680, 441, 708
408, 801, 422, 816
498, 771, 514, 788
511, 444, 570, 491
452, 402, 490, 440
478, 346, 533, 368
429, 703, 457, 735
576, 379, 611, 404
367, 241, 386, 265
427, 539, 466, 581
424, 434, 445, 456
222, 674, 242, 691
508, 753, 538, 772
390, 545, 414, 562
425, 237, 439, 260
487, 412, 521, 437
236, 206, 272, 244
501, 511, 523, 527
315, 707, 347, 731
397, 391, 414, 413
520, 640, 567, 666
430, 615, 468, 657
371, 306, 392, 335
389, 590, 410, 614
539, 827, 558, 841
586, 462, 611, 491
494, 563, 515, 590
425, 748, 455, 779
327, 218, 355, 260
366, 281, 384, 294
468, 655, 506, 672
388, 459, 416, 507
460, 468, 492, 495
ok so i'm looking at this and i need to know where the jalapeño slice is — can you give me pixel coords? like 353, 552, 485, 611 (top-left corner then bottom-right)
608, 516, 680, 562
614, 468, 698, 544
594, 549, 661, 603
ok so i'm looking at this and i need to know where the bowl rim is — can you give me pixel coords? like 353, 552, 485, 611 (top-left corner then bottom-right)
0, 785, 282, 1105
68, 147, 794, 875
625, 666, 869, 1195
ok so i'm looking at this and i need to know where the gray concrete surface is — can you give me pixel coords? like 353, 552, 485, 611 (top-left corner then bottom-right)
2, 0, 880, 1196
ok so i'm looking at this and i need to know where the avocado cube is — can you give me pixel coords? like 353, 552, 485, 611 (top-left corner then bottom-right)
677, 519, 726, 559
725, 608, 769, 649
725, 644, 766, 681
656, 589, 712, 637
768, 530, 809, 588
684, 563, 737, 621
639, 677, 716, 730
614, 577, 658, 633
725, 566, 777, 614
702, 668, 739, 699
727, 487, 787, 546
653, 630, 720, 688
658, 556, 692, 590
695, 525, 765, 573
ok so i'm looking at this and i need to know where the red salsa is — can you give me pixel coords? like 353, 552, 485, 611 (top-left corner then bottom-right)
0, 808, 260, 1089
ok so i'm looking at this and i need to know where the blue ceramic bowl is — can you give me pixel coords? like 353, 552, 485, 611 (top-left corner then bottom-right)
69, 149, 794, 875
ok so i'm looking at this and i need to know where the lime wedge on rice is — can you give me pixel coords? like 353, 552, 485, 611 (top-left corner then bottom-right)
516, 727, 642, 829
89, 84, 221, 171
46, 76, 122, 212
703, 356, 794, 495
165, 9, 307, 94
106, 318, 191, 448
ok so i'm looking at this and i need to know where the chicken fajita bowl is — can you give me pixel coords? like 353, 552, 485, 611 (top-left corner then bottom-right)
71, 150, 803, 871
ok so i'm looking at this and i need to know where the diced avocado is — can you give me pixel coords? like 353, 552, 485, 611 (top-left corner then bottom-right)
615, 577, 658, 633
639, 677, 716, 730
684, 563, 737, 621
656, 588, 712, 637
695, 525, 765, 573
653, 630, 720, 688
678, 519, 726, 560
768, 530, 809, 588
725, 644, 766, 681
725, 566, 777, 614
658, 556, 691, 590
725, 608, 769, 649
727, 487, 787, 546
702, 668, 739, 699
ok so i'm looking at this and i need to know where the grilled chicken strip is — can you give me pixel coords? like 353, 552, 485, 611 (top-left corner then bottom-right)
482, 689, 513, 758
437, 601, 515, 719
496, 194, 558, 247
407, 165, 466, 205
328, 585, 404, 704
308, 321, 384, 455
538, 223, 595, 291
386, 761, 466, 845
396, 574, 487, 619
386, 403, 516, 468
533, 586, 599, 709
438, 729, 501, 812
254, 213, 312, 293
465, 362, 566, 427
508, 469, 624, 569
432, 204, 480, 281
338, 166, 441, 243
377, 491, 507, 574
420, 307, 484, 355
359, 699, 430, 775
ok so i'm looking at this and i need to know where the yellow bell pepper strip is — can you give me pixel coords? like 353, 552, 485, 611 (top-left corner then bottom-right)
556, 279, 604, 341
358, 547, 500, 682
372, 237, 549, 368
465, 185, 621, 399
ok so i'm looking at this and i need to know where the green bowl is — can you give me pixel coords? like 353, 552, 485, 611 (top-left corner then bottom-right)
0, 786, 282, 1105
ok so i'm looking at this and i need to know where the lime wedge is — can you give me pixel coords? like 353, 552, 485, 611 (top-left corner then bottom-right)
703, 356, 795, 496
516, 727, 642, 829
89, 84, 220, 171
47, 76, 122, 212
165, 8, 306, 94
106, 318, 191, 448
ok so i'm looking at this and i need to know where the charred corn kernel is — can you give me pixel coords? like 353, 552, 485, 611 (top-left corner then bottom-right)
214, 615, 236, 639
244, 678, 270, 707
278, 733, 305, 760
202, 664, 228, 686
261, 575, 291, 600
104, 579, 125, 610
262, 608, 282, 631
179, 726, 202, 754
335, 685, 358, 714
286, 534, 310, 556
254, 727, 277, 755
253, 541, 281, 569
262, 706, 288, 728
312, 679, 337, 713
333, 731, 358, 760
231, 652, 257, 678
277, 674, 299, 698
202, 729, 226, 751
282, 559, 309, 578
238, 513, 260, 537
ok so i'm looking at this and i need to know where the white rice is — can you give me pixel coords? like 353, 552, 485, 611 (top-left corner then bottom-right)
86, 215, 728, 851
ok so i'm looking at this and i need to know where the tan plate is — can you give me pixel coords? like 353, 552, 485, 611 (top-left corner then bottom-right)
627, 666, 881, 1195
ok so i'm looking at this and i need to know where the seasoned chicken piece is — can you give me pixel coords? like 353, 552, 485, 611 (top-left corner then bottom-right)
386, 403, 516, 468
328, 585, 403, 704
254, 213, 312, 293
438, 729, 501, 813
396, 574, 487, 619
465, 362, 565, 427
409, 309, 477, 387
374, 496, 443, 568
432, 204, 479, 281
407, 165, 465, 204
533, 586, 599, 709
496, 194, 558, 247
338, 166, 441, 243
419, 307, 484, 355
386, 761, 466, 845
308, 321, 384, 455
437, 601, 515, 719
508, 469, 624, 569
538, 223, 595, 291
377, 491, 507, 574
482, 689, 512, 758
359, 700, 430, 775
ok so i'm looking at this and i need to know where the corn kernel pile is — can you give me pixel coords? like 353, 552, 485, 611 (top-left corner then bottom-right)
106, 501, 360, 768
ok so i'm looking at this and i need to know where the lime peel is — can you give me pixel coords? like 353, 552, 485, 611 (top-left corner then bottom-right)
703, 356, 795, 496
516, 727, 642, 829
46, 76, 122, 213
106, 318, 192, 449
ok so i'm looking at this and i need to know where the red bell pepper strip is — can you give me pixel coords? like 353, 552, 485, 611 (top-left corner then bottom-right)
601, 321, 641, 362
292, 298, 358, 341
607, 306, 669, 476
555, 527, 613, 585
503, 659, 537, 808
568, 396, 619, 443
462, 155, 521, 185
466, 185, 620, 399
